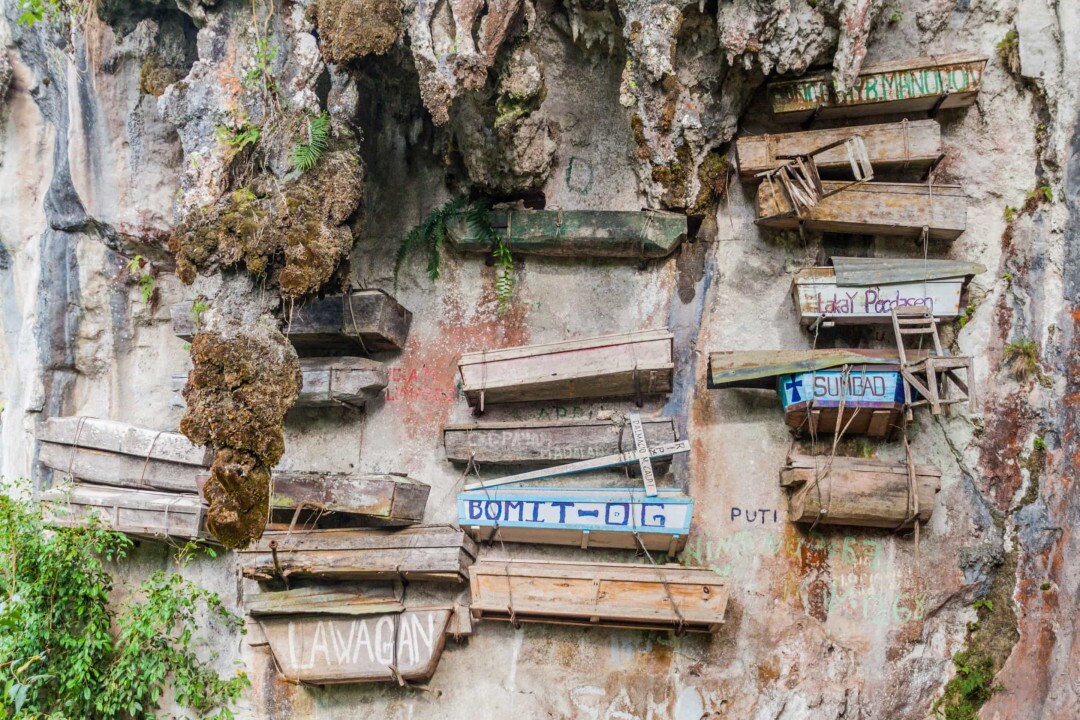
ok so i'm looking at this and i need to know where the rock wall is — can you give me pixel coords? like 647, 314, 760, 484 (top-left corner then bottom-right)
1, 0, 1078, 718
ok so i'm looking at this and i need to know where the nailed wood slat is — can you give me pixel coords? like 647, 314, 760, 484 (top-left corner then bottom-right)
470, 560, 727, 632
757, 181, 967, 240
443, 418, 678, 465
41, 483, 210, 541
39, 442, 206, 493
781, 454, 941, 528
171, 291, 412, 356
38, 417, 210, 465
238, 526, 478, 583
246, 585, 404, 616
259, 609, 452, 684
445, 210, 687, 259
458, 330, 674, 407
266, 473, 429, 525
768, 54, 987, 122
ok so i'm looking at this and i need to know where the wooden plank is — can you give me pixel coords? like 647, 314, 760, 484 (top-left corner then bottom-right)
781, 454, 941, 528
768, 53, 987, 122
172, 290, 413, 355
37, 417, 211, 466
469, 560, 727, 632
458, 487, 692, 553
458, 330, 674, 407
238, 526, 478, 583
792, 267, 965, 325
259, 608, 452, 684
757, 181, 967, 240
39, 441, 206, 493
445, 209, 688, 259
246, 585, 404, 616
785, 407, 904, 439
41, 483, 210, 541
266, 473, 429, 526
443, 417, 678, 465
172, 358, 388, 409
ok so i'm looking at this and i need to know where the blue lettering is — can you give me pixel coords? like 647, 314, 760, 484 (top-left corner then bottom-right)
468, 501, 484, 520
551, 502, 574, 523
484, 502, 501, 521
505, 501, 524, 522
605, 503, 630, 526
642, 504, 666, 527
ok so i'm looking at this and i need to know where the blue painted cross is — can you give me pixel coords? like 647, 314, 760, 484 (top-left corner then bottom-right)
784, 376, 803, 403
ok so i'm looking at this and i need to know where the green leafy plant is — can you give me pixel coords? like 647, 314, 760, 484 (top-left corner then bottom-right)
996, 30, 1020, 75
0, 485, 248, 718
971, 599, 993, 612
394, 198, 468, 285
889, 10, 902, 23
1004, 339, 1039, 380
290, 111, 330, 173
932, 649, 1002, 720
464, 203, 515, 313
1041, 582, 1051, 591
126, 256, 159, 310
958, 303, 977, 329
1002, 272, 1012, 282
243, 36, 279, 98
1003, 206, 1017, 223
216, 124, 261, 162
191, 298, 209, 331
1033, 435, 1046, 451
15, 0, 77, 26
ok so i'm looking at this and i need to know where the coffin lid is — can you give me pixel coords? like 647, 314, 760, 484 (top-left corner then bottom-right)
828, 257, 986, 286
708, 349, 924, 389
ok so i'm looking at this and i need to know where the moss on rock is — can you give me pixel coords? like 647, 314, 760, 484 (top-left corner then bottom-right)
690, 151, 730, 214
139, 54, 183, 97
169, 151, 363, 299
203, 449, 271, 550
312, 0, 403, 65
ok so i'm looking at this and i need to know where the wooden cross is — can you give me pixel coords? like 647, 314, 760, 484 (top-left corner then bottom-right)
462, 413, 689, 496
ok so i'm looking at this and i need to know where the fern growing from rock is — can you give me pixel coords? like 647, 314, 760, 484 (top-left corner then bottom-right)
290, 111, 330, 173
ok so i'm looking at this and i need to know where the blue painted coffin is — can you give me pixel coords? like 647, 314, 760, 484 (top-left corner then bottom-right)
777, 369, 905, 410
457, 487, 692, 554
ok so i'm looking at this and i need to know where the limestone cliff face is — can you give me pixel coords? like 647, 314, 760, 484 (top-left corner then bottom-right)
1, 0, 1078, 717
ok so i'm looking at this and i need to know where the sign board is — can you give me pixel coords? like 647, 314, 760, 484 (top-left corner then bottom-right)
457, 488, 692, 553
778, 370, 904, 410
793, 276, 964, 324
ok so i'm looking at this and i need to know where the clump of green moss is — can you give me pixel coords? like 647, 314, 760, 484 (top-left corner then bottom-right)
997, 30, 1020, 75
690, 151, 730, 214
139, 53, 182, 97
181, 331, 301, 549
651, 143, 694, 209
169, 151, 363, 299
1004, 339, 1039, 380
310, 0, 402, 64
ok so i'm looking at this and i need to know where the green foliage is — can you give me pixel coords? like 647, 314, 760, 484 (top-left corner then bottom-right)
290, 112, 330, 173
15, 0, 68, 26
394, 198, 468, 286
996, 30, 1019, 61
1002, 272, 1012, 282
0, 486, 247, 718
216, 124, 260, 162
1033, 435, 1046, 452
889, 10, 902, 23
464, 203, 516, 313
933, 649, 1001, 720
242, 37, 279, 98
971, 599, 993, 612
191, 298, 209, 331
126, 256, 158, 309
1004, 339, 1039, 379
1040, 582, 1051, 591
958, 303, 977, 329
1003, 206, 1017, 223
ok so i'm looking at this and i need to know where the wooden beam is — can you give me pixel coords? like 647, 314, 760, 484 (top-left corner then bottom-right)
443, 417, 678, 465
445, 209, 688, 259
469, 560, 728, 632
757, 181, 967, 240
768, 54, 987, 122
37, 417, 210, 466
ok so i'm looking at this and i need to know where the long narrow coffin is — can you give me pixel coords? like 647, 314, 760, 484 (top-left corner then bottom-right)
757, 181, 967, 240
457, 488, 692, 553
267, 473, 429, 526
37, 417, 212, 493
470, 560, 727, 632
171, 290, 412, 355
172, 358, 388, 409
768, 54, 987, 122
781, 454, 941, 528
443, 417, 678, 465
458, 330, 674, 408
792, 257, 985, 325
736, 120, 942, 178
41, 483, 209, 541
239, 525, 478, 582
445, 209, 688, 259
258, 608, 453, 684
779, 367, 905, 438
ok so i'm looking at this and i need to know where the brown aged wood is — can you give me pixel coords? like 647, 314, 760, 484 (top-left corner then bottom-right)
41, 483, 210, 541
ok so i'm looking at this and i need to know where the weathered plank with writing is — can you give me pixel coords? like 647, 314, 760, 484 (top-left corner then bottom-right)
779, 368, 906, 438
41, 482, 210, 541
757, 181, 967, 240
171, 290, 412, 355
443, 417, 677, 465
457, 487, 692, 553
781, 454, 941, 528
792, 258, 984, 325
239, 526, 478, 582
470, 560, 727, 632
736, 120, 943, 178
172, 358, 387, 409
445, 209, 688, 259
458, 330, 674, 408
768, 53, 987, 122
259, 609, 453, 684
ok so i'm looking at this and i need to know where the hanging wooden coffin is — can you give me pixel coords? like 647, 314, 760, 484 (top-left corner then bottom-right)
445, 209, 688, 259
778, 367, 906, 438
258, 608, 453, 684
37, 417, 211, 493
443, 417, 678, 466
239, 525, 478, 583
736, 120, 943, 179
792, 257, 985, 326
41, 483, 210, 541
768, 53, 987, 122
781, 454, 941, 528
757, 181, 967, 240
458, 330, 674, 408
172, 357, 387, 409
470, 560, 728, 632
170, 290, 412, 355
265, 473, 429, 526
457, 488, 692, 553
